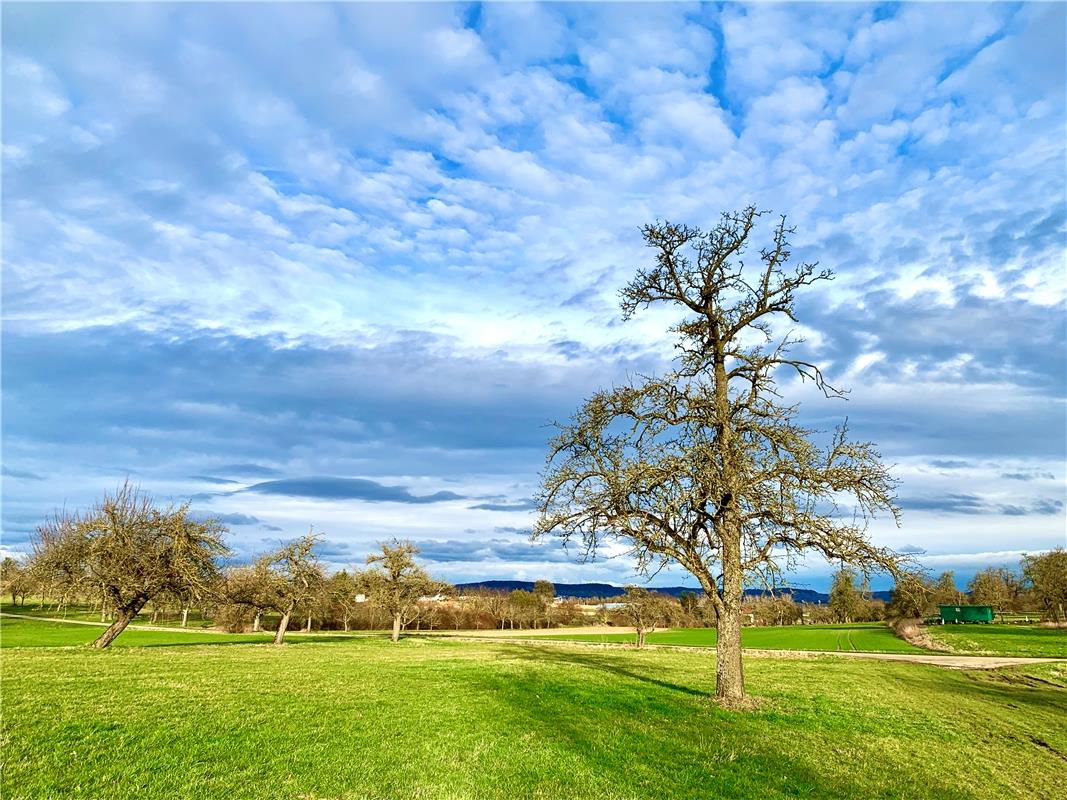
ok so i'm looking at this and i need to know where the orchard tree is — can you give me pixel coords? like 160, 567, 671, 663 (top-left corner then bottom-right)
219, 560, 278, 632
1022, 549, 1067, 621
266, 534, 324, 645
31, 482, 229, 648
0, 557, 33, 606
328, 570, 363, 632
507, 589, 541, 629
968, 567, 1015, 611
829, 568, 862, 623
621, 586, 669, 647
888, 571, 934, 619
536, 208, 902, 703
533, 579, 556, 627
362, 540, 448, 642
933, 571, 963, 606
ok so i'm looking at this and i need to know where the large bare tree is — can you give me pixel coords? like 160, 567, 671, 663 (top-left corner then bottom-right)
535, 208, 902, 703
31, 482, 229, 648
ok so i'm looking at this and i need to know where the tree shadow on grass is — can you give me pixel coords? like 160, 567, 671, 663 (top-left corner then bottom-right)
507, 643, 711, 698
113, 633, 387, 649
473, 644, 972, 799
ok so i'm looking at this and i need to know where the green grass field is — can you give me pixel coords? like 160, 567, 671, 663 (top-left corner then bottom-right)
928, 624, 1067, 658
1, 601, 217, 628
3, 616, 1067, 799
546, 623, 925, 653
0, 617, 367, 649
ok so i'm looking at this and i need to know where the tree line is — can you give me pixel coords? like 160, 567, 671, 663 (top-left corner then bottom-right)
2, 480, 1062, 653
0, 484, 650, 646
0, 483, 589, 648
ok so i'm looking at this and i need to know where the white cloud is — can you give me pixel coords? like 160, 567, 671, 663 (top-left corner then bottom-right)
2, 2, 1064, 585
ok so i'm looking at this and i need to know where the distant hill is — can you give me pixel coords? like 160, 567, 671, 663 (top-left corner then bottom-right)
453, 580, 893, 604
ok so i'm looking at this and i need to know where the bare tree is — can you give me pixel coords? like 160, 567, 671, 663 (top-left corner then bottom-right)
535, 208, 902, 703
829, 568, 862, 623
621, 586, 669, 647
1022, 548, 1067, 622
887, 570, 934, 619
362, 540, 447, 642
218, 561, 280, 632
0, 557, 33, 606
933, 571, 963, 607
327, 570, 362, 632
968, 568, 1015, 611
265, 534, 323, 645
30, 482, 229, 648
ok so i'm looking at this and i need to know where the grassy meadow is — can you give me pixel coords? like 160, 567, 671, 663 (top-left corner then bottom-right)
3, 616, 1067, 799
928, 623, 1067, 658
0, 616, 367, 649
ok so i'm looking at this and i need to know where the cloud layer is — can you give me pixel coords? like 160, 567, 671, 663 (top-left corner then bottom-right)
2, 2, 1064, 589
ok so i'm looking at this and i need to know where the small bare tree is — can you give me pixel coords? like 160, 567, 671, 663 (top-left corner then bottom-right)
1023, 548, 1067, 622
265, 533, 324, 645
829, 568, 862, 623
218, 561, 279, 632
30, 482, 229, 648
536, 208, 903, 703
361, 539, 447, 642
621, 586, 669, 647
327, 570, 362, 632
0, 557, 33, 606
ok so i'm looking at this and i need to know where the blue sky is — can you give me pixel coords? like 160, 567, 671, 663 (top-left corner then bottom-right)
2, 2, 1065, 592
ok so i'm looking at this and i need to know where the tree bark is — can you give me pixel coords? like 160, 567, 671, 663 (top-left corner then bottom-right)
181, 608, 189, 628
91, 603, 143, 649
252, 612, 261, 632
715, 599, 745, 703
274, 603, 294, 645
304, 614, 312, 632
391, 613, 402, 642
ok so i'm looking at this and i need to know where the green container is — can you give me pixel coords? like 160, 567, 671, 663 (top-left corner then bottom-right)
938, 604, 995, 624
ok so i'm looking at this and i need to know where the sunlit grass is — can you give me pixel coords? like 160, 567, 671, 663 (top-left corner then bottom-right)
545, 623, 925, 653
2, 616, 1066, 799
927, 623, 1067, 658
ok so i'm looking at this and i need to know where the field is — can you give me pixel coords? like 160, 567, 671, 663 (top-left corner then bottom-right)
0, 617, 363, 649
3, 617, 1067, 799
545, 623, 925, 653
927, 623, 1067, 658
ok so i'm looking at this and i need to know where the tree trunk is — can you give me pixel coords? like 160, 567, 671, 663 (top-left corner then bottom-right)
91, 603, 143, 649
304, 614, 312, 632
391, 613, 402, 642
253, 612, 262, 632
343, 616, 350, 632
181, 608, 189, 628
274, 604, 294, 645
715, 603, 745, 703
